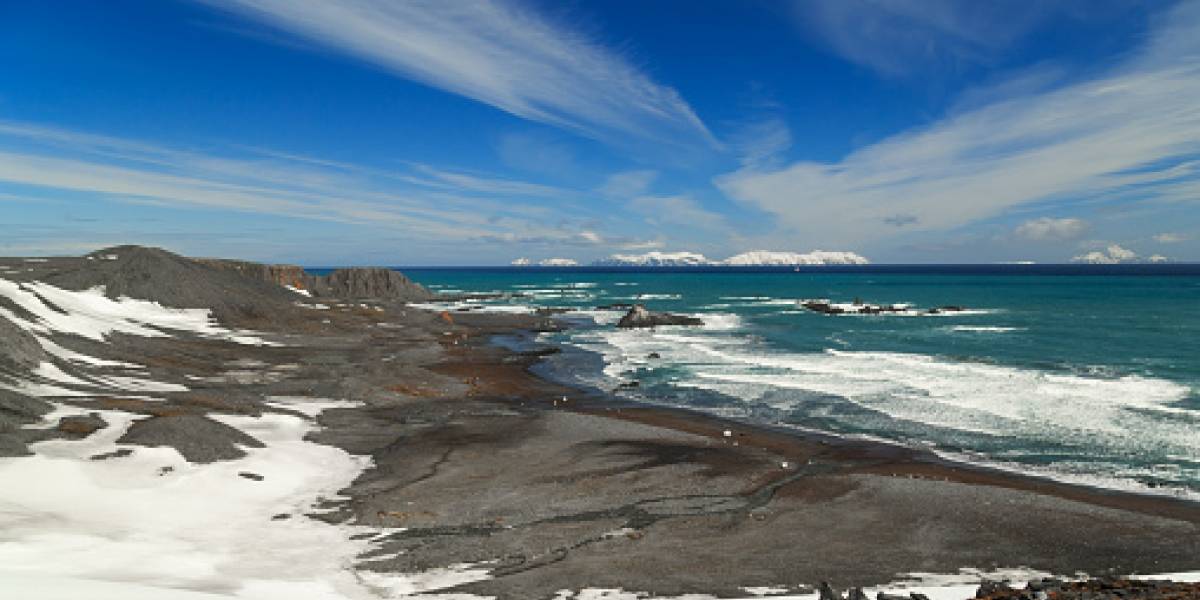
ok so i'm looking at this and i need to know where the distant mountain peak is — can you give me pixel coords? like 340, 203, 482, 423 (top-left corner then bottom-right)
592, 249, 868, 267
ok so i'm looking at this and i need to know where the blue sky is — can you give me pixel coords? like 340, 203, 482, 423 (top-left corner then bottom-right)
1, 0, 1198, 265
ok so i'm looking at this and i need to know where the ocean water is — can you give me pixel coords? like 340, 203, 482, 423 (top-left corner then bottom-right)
389, 266, 1200, 499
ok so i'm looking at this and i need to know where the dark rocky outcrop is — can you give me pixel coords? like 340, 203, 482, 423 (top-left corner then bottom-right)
310, 267, 431, 301
202, 258, 431, 302
596, 303, 634, 311
57, 413, 107, 438
0, 314, 46, 368
117, 414, 265, 463
195, 260, 310, 291
616, 304, 703, 328
975, 577, 1200, 600
0, 390, 56, 457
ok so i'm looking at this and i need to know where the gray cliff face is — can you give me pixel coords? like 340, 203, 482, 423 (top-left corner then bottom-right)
308, 267, 431, 301
202, 259, 432, 302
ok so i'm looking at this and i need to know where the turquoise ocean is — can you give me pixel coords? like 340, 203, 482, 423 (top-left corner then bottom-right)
374, 266, 1200, 499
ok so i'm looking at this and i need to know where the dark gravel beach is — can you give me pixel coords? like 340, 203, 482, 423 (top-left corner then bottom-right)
1, 247, 1198, 599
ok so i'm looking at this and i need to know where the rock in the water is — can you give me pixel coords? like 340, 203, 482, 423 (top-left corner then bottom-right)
117, 414, 265, 463
848, 588, 868, 600
616, 304, 703, 328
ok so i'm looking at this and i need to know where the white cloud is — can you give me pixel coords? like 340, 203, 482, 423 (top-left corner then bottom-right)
203, 0, 715, 147
0, 120, 582, 245
1153, 232, 1187, 243
1072, 244, 1140, 264
600, 170, 658, 199
628, 195, 726, 230
718, 2, 1200, 249
1015, 217, 1088, 241
730, 117, 793, 167
578, 230, 602, 244
796, 0, 1121, 77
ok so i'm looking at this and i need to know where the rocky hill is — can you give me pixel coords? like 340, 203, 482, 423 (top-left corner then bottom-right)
201, 258, 431, 301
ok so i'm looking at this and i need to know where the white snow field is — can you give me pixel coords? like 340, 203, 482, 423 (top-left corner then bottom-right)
0, 401, 494, 599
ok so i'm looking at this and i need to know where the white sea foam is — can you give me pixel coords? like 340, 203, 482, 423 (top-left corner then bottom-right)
949, 325, 1021, 333
569, 319, 1199, 496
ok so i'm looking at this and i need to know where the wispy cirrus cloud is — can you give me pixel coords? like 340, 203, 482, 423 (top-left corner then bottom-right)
200, 0, 716, 148
0, 120, 586, 245
796, 0, 1129, 77
718, 1, 1200, 249
628, 194, 727, 231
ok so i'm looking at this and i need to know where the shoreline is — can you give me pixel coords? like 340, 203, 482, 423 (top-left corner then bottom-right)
447, 310, 1200, 525
3, 248, 1198, 599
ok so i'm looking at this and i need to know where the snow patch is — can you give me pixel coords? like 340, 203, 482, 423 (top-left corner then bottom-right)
0, 279, 273, 345
0, 401, 494, 599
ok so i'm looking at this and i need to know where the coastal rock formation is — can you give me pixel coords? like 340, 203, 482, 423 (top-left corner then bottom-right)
801, 299, 968, 316
616, 304, 703, 328
310, 267, 431, 301
196, 259, 310, 290
203, 258, 431, 301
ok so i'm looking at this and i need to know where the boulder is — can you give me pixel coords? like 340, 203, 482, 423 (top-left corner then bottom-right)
57, 413, 107, 438
616, 304, 703, 328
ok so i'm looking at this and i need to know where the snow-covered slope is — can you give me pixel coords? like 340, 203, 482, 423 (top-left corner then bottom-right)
593, 250, 868, 266
592, 251, 711, 267
721, 250, 869, 266
538, 258, 579, 267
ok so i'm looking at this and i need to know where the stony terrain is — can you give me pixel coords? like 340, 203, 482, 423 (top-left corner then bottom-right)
1, 246, 1198, 599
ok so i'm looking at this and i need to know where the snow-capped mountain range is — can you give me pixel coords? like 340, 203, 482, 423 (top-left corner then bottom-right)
591, 250, 869, 267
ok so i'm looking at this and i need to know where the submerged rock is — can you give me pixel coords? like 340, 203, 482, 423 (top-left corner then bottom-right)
616, 304, 703, 328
